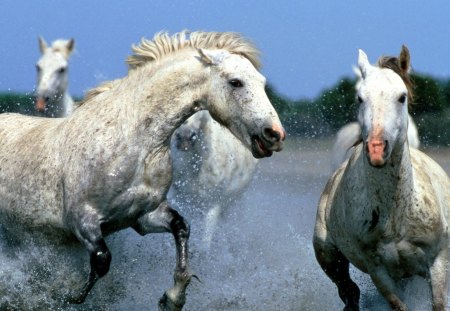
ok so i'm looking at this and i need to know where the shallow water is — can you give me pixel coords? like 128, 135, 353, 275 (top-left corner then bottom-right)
0, 137, 449, 310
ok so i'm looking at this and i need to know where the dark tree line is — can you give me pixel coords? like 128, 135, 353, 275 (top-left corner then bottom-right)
1, 72, 449, 145
267, 73, 450, 146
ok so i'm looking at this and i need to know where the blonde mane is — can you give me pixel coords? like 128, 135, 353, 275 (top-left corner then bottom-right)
78, 31, 261, 107
127, 30, 261, 70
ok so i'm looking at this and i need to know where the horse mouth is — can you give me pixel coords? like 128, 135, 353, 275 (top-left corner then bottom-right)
365, 140, 389, 167
251, 136, 273, 158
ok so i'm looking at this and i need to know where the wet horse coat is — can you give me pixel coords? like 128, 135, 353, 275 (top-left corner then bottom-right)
313, 46, 450, 310
0, 31, 285, 310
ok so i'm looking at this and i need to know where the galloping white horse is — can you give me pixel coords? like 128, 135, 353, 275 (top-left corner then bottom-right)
170, 110, 258, 248
331, 115, 420, 172
35, 36, 75, 117
313, 46, 450, 310
0, 31, 285, 310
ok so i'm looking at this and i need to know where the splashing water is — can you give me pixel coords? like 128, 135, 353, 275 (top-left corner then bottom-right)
0, 138, 448, 310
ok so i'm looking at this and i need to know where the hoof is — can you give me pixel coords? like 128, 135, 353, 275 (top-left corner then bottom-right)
158, 293, 184, 311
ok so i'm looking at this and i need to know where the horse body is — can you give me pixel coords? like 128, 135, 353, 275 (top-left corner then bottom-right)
170, 110, 258, 246
35, 37, 75, 117
0, 31, 285, 310
314, 46, 449, 310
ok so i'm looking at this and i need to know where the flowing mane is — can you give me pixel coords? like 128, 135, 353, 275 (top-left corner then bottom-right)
78, 31, 261, 107
127, 30, 261, 70
377, 48, 414, 102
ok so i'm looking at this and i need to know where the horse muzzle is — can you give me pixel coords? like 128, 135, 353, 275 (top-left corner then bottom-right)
365, 139, 389, 167
35, 96, 48, 112
251, 126, 286, 158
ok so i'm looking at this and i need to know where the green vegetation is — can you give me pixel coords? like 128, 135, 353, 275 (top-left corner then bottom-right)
266, 73, 450, 146
1, 73, 449, 146
0, 93, 35, 115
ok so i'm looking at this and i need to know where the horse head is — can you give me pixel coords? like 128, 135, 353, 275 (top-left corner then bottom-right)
173, 111, 210, 152
197, 48, 285, 158
35, 37, 74, 113
355, 46, 410, 167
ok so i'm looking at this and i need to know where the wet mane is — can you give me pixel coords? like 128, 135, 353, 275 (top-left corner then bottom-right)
127, 30, 261, 70
377, 56, 414, 102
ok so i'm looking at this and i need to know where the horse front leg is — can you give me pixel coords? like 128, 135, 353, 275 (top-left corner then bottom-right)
133, 200, 193, 311
368, 266, 407, 311
428, 247, 448, 311
65, 203, 112, 304
313, 237, 360, 311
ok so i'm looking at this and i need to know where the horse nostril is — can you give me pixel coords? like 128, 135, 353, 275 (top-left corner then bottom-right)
263, 127, 281, 143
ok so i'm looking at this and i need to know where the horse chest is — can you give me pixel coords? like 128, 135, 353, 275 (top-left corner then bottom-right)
361, 238, 431, 278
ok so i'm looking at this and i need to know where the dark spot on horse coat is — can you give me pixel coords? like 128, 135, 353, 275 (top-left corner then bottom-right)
368, 208, 379, 231
144, 117, 154, 129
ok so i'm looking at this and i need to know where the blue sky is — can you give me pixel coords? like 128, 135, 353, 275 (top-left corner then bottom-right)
1, 1, 449, 100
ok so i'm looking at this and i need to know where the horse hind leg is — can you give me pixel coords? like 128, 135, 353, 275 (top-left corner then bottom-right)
313, 239, 360, 310
203, 203, 221, 249
133, 200, 193, 311
65, 205, 112, 304
428, 247, 448, 311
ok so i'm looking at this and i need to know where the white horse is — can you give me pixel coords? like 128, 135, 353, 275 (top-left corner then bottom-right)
35, 36, 75, 117
331, 115, 420, 172
169, 110, 258, 248
313, 46, 450, 310
0, 31, 285, 310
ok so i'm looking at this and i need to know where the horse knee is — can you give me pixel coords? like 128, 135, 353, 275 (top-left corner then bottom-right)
170, 212, 190, 238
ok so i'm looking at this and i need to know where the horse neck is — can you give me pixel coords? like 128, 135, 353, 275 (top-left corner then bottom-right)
93, 55, 209, 147
362, 141, 414, 210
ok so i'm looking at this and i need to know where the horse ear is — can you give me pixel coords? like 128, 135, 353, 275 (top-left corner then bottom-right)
399, 45, 410, 74
352, 65, 362, 80
66, 38, 75, 56
358, 49, 371, 79
38, 36, 48, 54
198, 49, 227, 66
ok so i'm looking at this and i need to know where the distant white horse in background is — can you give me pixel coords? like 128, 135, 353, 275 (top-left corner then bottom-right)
314, 46, 450, 310
0, 31, 285, 310
35, 36, 75, 117
331, 115, 420, 172
170, 110, 258, 248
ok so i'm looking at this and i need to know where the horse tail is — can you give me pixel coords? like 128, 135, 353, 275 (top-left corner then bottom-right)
330, 122, 361, 172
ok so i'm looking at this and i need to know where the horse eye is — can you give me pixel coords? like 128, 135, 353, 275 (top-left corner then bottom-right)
357, 96, 363, 104
36, 65, 41, 72
58, 67, 66, 74
229, 79, 244, 88
398, 94, 406, 104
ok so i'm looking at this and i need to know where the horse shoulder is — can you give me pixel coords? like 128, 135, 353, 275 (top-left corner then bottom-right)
314, 161, 348, 241
410, 149, 450, 231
